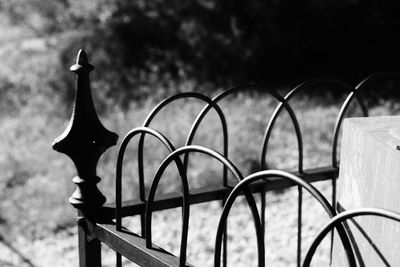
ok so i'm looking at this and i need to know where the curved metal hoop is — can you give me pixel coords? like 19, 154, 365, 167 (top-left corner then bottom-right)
332, 95, 369, 168
260, 99, 303, 172
261, 79, 358, 172
186, 85, 286, 184
261, 79, 356, 265
138, 92, 228, 200
214, 170, 356, 267
303, 208, 400, 267
145, 145, 264, 267
355, 71, 400, 92
117, 127, 188, 266
332, 71, 400, 168
115, 127, 182, 231
331, 91, 368, 168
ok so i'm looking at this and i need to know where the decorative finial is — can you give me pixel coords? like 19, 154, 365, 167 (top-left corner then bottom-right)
69, 49, 94, 73
53, 49, 118, 218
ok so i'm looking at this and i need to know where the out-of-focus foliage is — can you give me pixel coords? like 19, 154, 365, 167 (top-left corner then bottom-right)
2, 0, 400, 103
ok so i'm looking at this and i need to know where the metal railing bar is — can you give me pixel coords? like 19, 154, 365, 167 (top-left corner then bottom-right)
183, 97, 229, 187
303, 208, 400, 267
264, 79, 357, 265
221, 196, 228, 267
262, 79, 355, 172
186, 84, 285, 187
329, 176, 337, 265
104, 165, 338, 219
285, 79, 354, 100
105, 184, 228, 218
116, 127, 179, 234
261, 80, 349, 172
145, 154, 190, 266
116, 127, 181, 266
258, 88, 305, 264
260, 99, 303, 172
347, 216, 388, 266
259, 95, 303, 265
354, 70, 400, 92
145, 145, 263, 267
89, 221, 193, 267
297, 186, 303, 267
177, 85, 288, 266
139, 92, 228, 198
260, 189, 266, 238
214, 170, 356, 267
331, 91, 368, 169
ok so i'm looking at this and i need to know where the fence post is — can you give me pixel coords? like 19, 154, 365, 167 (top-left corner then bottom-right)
53, 49, 118, 267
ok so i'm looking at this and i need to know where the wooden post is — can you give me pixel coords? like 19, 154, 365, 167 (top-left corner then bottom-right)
52, 50, 118, 267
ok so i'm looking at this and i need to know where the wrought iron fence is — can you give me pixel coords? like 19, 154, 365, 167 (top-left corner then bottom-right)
53, 50, 400, 266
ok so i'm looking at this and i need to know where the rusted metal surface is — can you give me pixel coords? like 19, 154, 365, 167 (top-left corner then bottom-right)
53, 50, 400, 266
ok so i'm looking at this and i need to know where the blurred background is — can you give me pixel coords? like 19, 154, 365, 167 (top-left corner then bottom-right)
0, 1, 400, 266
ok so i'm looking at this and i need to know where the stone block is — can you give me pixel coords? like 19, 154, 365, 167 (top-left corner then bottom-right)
333, 116, 400, 266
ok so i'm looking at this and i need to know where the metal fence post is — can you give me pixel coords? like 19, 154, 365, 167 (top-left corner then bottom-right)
53, 49, 118, 267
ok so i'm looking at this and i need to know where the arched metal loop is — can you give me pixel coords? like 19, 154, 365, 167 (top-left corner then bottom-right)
303, 208, 400, 267
138, 92, 228, 200
261, 78, 358, 173
285, 79, 354, 100
115, 126, 182, 231
186, 85, 286, 184
332, 87, 371, 168
331, 91, 368, 168
214, 170, 356, 267
333, 71, 400, 168
331, 71, 400, 168
262, 79, 356, 173
355, 71, 400, 92
145, 145, 264, 267
260, 99, 303, 173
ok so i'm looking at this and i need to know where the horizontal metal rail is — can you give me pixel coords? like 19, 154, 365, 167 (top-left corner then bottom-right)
104, 165, 337, 219
84, 219, 192, 266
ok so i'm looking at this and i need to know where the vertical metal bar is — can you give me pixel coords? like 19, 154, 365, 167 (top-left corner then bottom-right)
297, 186, 302, 267
222, 196, 228, 267
116, 128, 178, 266
260, 189, 266, 265
77, 217, 101, 267
330, 176, 337, 264
140, 213, 146, 237
223, 226, 227, 267
116, 253, 122, 267
260, 189, 266, 238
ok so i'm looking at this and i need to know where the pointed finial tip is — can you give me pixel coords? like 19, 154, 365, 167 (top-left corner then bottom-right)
70, 49, 94, 73
77, 49, 88, 65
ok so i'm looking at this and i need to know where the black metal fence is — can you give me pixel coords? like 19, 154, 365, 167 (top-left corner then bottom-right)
53, 50, 400, 266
